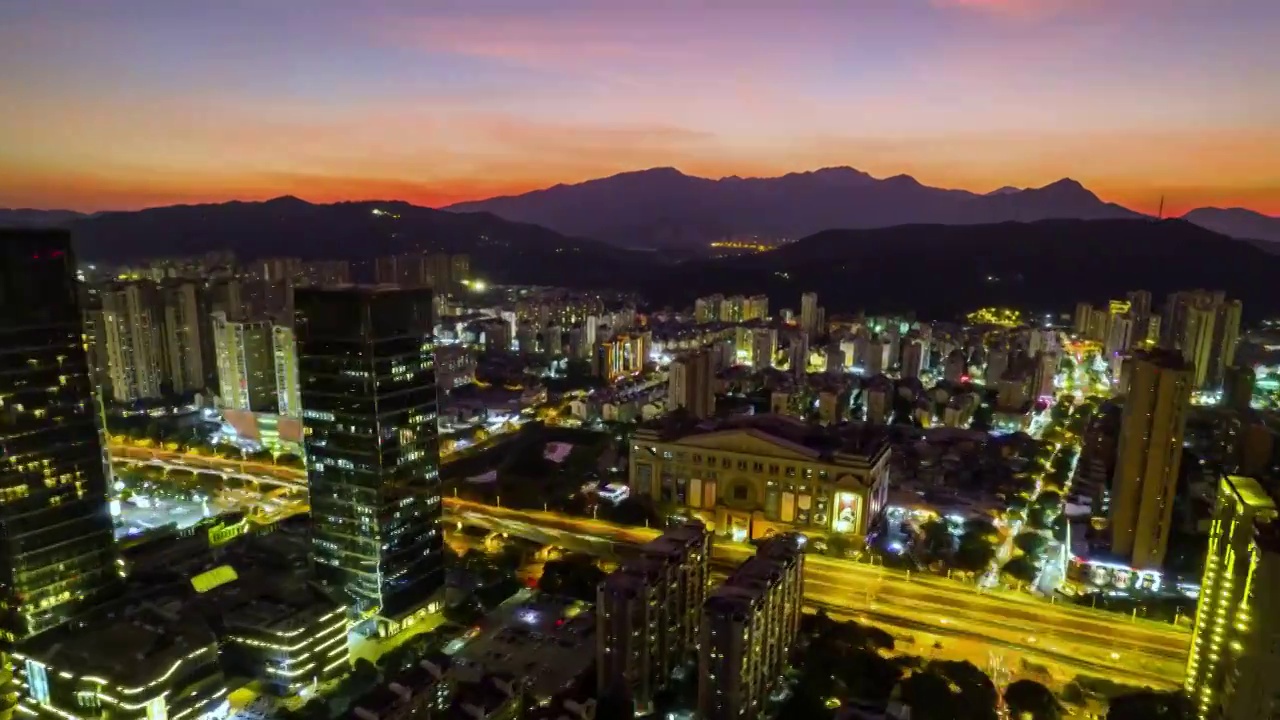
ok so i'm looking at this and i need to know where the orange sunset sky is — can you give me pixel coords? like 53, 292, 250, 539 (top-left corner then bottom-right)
2, 0, 1277, 216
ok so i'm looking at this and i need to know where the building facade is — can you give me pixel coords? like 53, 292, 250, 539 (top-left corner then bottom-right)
212, 312, 278, 412
629, 415, 890, 542
272, 324, 302, 417
697, 534, 804, 720
597, 522, 711, 714
0, 230, 120, 643
668, 350, 715, 419
1110, 350, 1193, 569
100, 282, 165, 402
1185, 475, 1280, 720
296, 286, 445, 635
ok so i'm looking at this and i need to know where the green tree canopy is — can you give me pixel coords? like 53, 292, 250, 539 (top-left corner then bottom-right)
1014, 531, 1050, 558
1004, 679, 1061, 720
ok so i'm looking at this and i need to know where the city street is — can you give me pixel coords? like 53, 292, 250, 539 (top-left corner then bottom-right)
449, 500, 1187, 688
107, 442, 1188, 689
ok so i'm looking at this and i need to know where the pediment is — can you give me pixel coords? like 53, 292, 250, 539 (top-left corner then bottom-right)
673, 429, 818, 461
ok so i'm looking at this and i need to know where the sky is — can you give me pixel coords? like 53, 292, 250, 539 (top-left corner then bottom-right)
1, 0, 1278, 215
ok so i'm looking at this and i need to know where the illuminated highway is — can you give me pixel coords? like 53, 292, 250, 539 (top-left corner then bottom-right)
108, 444, 1187, 688
448, 501, 1187, 688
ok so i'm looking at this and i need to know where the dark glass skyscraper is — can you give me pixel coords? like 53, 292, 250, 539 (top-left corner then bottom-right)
0, 230, 118, 644
294, 285, 444, 636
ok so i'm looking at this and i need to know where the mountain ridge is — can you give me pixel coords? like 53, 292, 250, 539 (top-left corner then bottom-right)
442, 167, 1145, 249
5, 168, 1278, 249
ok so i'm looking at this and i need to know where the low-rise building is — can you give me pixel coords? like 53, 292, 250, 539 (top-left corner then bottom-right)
629, 414, 891, 541
352, 655, 453, 720
16, 607, 229, 720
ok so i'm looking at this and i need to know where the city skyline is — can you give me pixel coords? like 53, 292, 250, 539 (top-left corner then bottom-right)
2, 0, 1278, 215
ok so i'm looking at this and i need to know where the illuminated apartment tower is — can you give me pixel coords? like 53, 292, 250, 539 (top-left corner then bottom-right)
799, 292, 819, 337
159, 281, 209, 393
698, 534, 805, 720
0, 230, 119, 643
597, 522, 712, 715
750, 328, 777, 371
211, 312, 277, 412
295, 286, 445, 634
1110, 350, 1193, 569
272, 324, 301, 417
1162, 291, 1242, 389
669, 350, 715, 419
1185, 475, 1280, 720
99, 282, 165, 402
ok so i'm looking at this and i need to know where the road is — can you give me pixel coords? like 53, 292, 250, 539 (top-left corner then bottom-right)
107, 444, 1188, 688
448, 500, 1187, 688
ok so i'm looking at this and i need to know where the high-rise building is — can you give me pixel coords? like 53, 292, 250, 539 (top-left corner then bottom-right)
100, 282, 165, 402
1110, 350, 1193, 569
295, 286, 445, 634
1127, 290, 1153, 320
750, 328, 777, 371
598, 522, 711, 714
694, 294, 724, 324
1105, 314, 1134, 358
374, 253, 428, 287
1222, 366, 1256, 412
789, 331, 810, 378
159, 281, 208, 393
1163, 291, 1241, 389
743, 295, 769, 322
1073, 302, 1094, 337
1185, 475, 1280, 720
0, 230, 119, 643
211, 312, 278, 412
799, 292, 819, 337
901, 338, 927, 379
697, 534, 805, 720
272, 324, 301, 417
669, 350, 715, 419
1211, 300, 1242, 390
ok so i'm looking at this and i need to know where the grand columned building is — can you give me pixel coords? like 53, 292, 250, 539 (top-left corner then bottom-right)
628, 414, 890, 541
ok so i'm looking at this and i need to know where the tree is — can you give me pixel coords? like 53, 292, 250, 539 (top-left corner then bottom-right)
930, 660, 998, 720
1035, 490, 1063, 510
1004, 680, 1061, 720
538, 554, 605, 602
963, 518, 998, 538
954, 533, 996, 573
1105, 691, 1193, 720
1014, 531, 1050, 558
1026, 504, 1051, 530
1002, 556, 1040, 585
1052, 514, 1069, 543
918, 519, 954, 559
899, 671, 956, 720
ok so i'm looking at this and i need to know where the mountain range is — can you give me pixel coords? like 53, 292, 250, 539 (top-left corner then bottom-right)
443, 167, 1280, 249
2, 194, 1279, 320
640, 218, 1280, 319
5, 167, 1279, 251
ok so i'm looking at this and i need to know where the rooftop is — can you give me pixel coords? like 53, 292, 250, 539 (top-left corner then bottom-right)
636, 412, 890, 461
21, 605, 218, 689
1132, 348, 1195, 371
451, 595, 595, 701
1224, 474, 1277, 513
